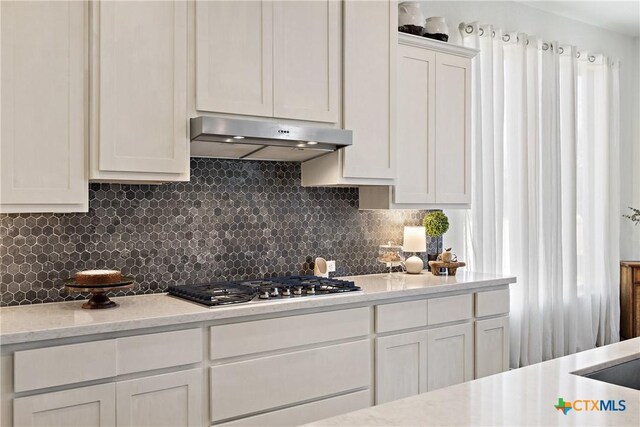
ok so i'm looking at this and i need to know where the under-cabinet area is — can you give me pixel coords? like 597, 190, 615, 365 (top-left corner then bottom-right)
0, 275, 512, 427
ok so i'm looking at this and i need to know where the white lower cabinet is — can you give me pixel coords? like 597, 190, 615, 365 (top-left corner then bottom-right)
375, 330, 428, 404
116, 369, 202, 427
218, 390, 371, 427
210, 340, 371, 422
475, 316, 510, 378
6, 292, 510, 426
13, 383, 116, 427
426, 323, 474, 391
374, 291, 508, 404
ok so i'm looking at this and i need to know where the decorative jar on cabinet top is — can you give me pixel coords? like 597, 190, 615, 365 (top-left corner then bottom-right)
424, 17, 450, 42
398, 2, 425, 35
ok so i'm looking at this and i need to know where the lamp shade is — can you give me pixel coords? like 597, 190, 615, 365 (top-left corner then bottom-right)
403, 226, 427, 252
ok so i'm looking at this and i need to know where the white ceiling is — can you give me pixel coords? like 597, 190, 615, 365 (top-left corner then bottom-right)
520, 1, 640, 37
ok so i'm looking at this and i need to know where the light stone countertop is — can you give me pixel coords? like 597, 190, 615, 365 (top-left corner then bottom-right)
309, 338, 640, 427
0, 271, 514, 345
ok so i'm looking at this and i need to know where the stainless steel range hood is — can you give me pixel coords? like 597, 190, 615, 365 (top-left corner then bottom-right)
190, 117, 352, 162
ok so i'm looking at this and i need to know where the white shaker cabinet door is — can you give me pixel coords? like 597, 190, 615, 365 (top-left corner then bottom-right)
475, 316, 510, 378
375, 331, 428, 404
426, 323, 473, 391
394, 44, 436, 204
195, 0, 273, 117
342, 0, 396, 179
0, 0, 88, 213
13, 383, 116, 427
91, 0, 189, 182
434, 53, 471, 203
116, 369, 202, 427
272, 0, 341, 123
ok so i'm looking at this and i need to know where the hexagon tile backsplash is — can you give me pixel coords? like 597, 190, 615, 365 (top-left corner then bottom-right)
0, 158, 440, 306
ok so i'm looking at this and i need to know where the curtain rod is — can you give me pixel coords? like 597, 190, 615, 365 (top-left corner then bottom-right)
460, 23, 598, 62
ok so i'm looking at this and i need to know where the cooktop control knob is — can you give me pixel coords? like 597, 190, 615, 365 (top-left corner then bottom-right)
293, 286, 304, 296
306, 285, 316, 295
269, 287, 280, 297
259, 290, 270, 300
282, 288, 292, 297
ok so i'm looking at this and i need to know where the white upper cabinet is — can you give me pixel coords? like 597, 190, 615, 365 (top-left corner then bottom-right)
342, 0, 396, 179
358, 34, 476, 208
196, 0, 274, 117
196, 0, 340, 123
394, 44, 436, 204
90, 0, 189, 182
434, 52, 471, 204
0, 0, 88, 213
301, 0, 397, 186
272, 1, 341, 123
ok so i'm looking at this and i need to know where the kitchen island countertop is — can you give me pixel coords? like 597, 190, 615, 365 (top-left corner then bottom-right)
308, 338, 640, 427
0, 271, 514, 345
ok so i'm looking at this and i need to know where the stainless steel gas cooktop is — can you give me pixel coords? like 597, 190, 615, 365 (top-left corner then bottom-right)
167, 276, 361, 307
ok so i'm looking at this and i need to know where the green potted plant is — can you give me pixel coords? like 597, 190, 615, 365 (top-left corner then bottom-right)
423, 211, 449, 263
623, 207, 640, 226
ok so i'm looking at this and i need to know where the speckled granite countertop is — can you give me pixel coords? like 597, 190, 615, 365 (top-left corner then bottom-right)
0, 271, 515, 345
308, 338, 640, 427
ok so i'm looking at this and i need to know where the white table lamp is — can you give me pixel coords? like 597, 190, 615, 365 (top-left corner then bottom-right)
403, 226, 426, 274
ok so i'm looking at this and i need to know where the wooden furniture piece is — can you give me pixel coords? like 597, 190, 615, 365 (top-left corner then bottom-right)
63, 278, 134, 309
620, 261, 640, 339
428, 261, 466, 276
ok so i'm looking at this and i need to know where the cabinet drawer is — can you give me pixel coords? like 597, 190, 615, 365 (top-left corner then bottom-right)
210, 340, 371, 422
117, 328, 202, 375
427, 294, 473, 325
14, 340, 117, 392
210, 307, 369, 360
475, 289, 510, 318
218, 389, 371, 427
376, 300, 427, 333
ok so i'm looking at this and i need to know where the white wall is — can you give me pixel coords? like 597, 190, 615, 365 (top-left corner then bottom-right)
421, 0, 640, 260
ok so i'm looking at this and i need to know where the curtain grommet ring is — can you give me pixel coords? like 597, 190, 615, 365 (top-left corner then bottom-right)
492, 30, 496, 38
479, 27, 484, 36
577, 51, 581, 58
559, 46, 564, 54
502, 34, 510, 42
542, 42, 549, 51
526, 39, 529, 45
465, 25, 473, 34
589, 55, 596, 63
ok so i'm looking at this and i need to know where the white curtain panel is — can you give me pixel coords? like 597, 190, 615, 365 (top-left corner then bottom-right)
455, 22, 620, 368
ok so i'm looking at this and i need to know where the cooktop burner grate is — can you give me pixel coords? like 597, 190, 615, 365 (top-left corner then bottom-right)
168, 276, 360, 307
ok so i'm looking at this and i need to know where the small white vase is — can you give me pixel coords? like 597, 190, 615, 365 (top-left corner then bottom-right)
424, 17, 449, 42
398, 2, 425, 36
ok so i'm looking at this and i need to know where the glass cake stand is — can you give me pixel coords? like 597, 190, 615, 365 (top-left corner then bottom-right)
377, 242, 405, 274
64, 277, 134, 309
